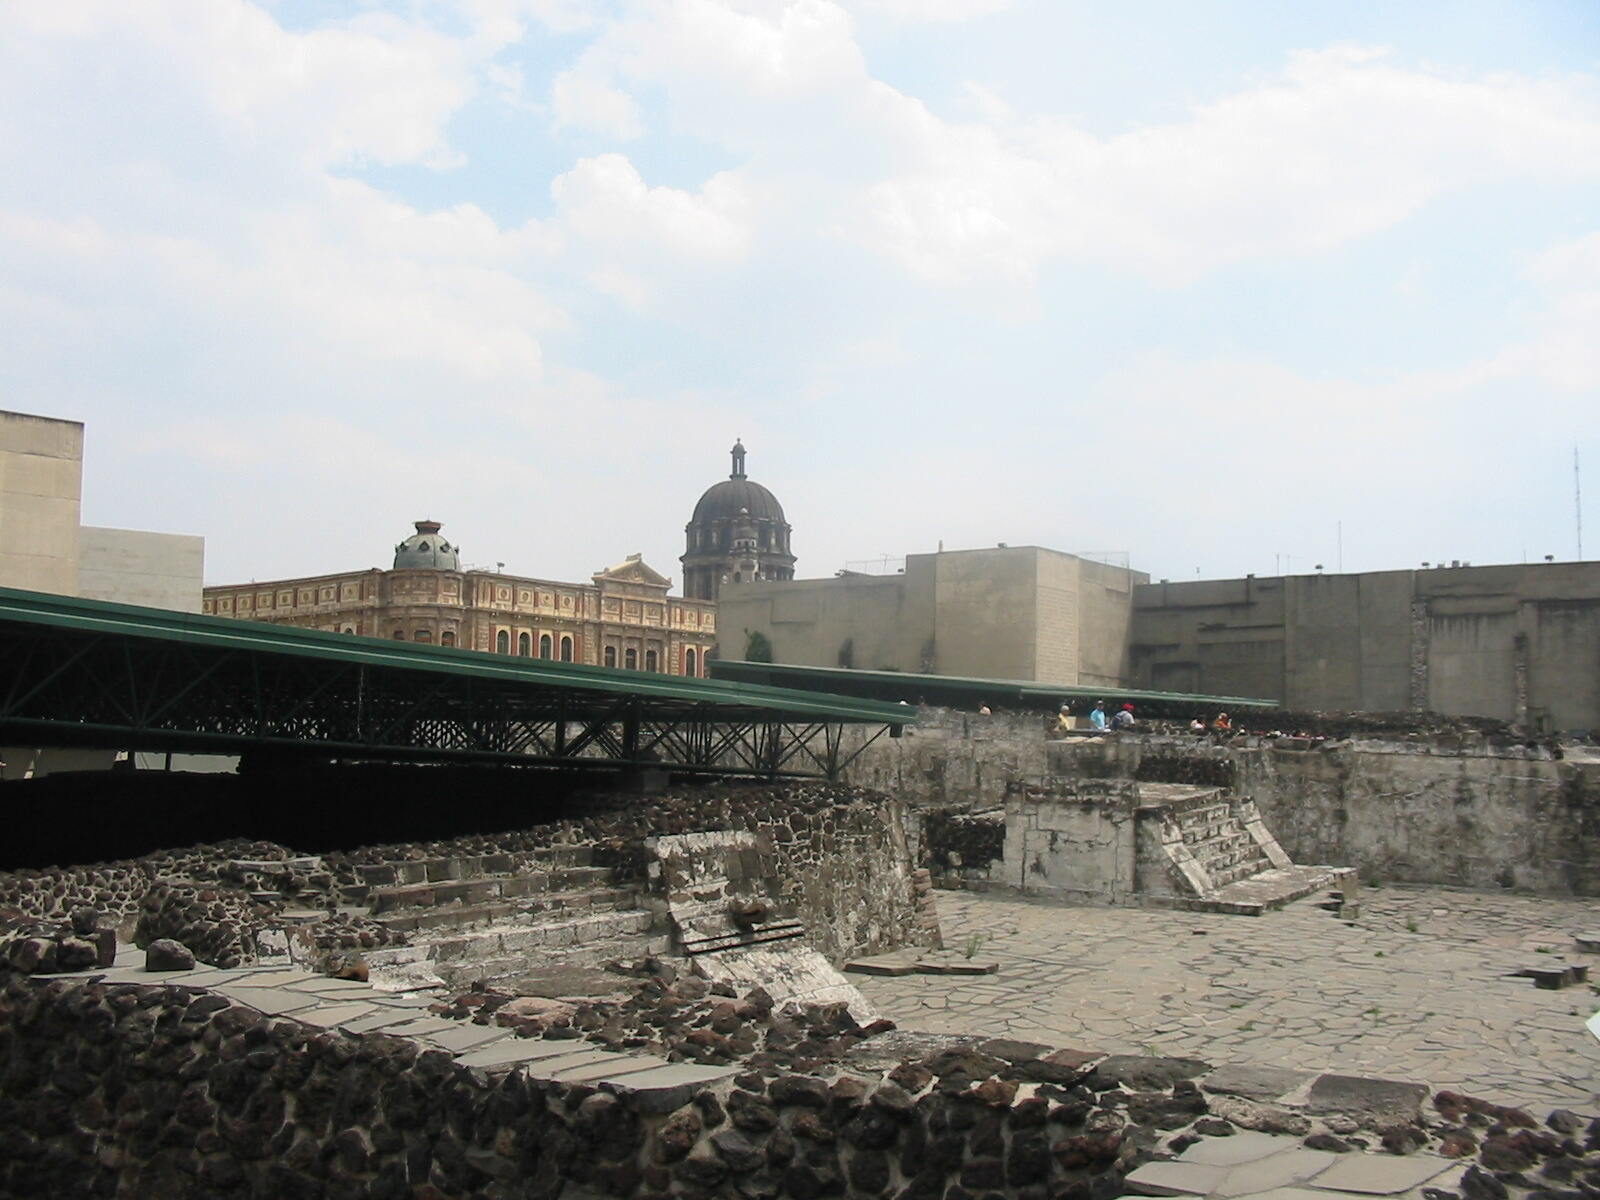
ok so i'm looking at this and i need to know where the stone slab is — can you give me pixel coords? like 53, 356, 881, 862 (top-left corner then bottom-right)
338, 1011, 428, 1035
1306, 1074, 1429, 1122
1213, 1148, 1337, 1197
293, 1002, 380, 1028
455, 1039, 600, 1069
221, 987, 324, 1016
1201, 1066, 1316, 1103
844, 957, 918, 976
226, 969, 318, 988
287, 977, 380, 996
1311, 1154, 1453, 1195
914, 956, 999, 975
374, 1016, 459, 1039
424, 1023, 512, 1053
597, 1063, 738, 1114
1125, 1161, 1232, 1196
517, 1049, 622, 1077
1178, 1132, 1305, 1168
1573, 933, 1600, 953
543, 1055, 672, 1083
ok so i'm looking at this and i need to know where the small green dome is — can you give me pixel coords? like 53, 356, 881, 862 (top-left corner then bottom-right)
394, 520, 461, 570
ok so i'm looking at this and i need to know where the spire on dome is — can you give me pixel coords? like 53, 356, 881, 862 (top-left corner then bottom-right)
730, 438, 747, 480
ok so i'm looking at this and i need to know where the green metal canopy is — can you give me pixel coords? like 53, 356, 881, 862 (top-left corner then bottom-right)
709, 659, 1278, 715
0, 587, 910, 776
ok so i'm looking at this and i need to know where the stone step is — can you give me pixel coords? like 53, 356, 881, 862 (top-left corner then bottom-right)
363, 908, 658, 974
353, 845, 596, 889
375, 888, 640, 935
368, 866, 616, 914
439, 934, 675, 988
1181, 865, 1356, 915
1173, 804, 1234, 830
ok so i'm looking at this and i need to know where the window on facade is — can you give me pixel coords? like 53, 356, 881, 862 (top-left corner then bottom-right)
343, 627, 355, 635
560, 636, 573, 662
414, 630, 432, 643
645, 649, 658, 672
686, 648, 697, 677
393, 631, 406, 640
603, 646, 616, 668
539, 634, 552, 659
497, 630, 510, 654
440, 631, 456, 647
518, 632, 531, 656
624, 648, 638, 670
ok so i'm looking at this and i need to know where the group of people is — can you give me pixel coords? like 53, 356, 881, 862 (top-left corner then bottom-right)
1050, 700, 1241, 737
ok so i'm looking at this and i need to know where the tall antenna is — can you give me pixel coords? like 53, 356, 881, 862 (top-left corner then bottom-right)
1577, 446, 1584, 560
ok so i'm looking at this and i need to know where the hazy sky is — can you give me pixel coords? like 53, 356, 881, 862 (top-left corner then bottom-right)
3, 1, 1597, 589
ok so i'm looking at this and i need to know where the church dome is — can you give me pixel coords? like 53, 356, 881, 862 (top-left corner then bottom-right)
690, 440, 787, 524
393, 520, 461, 570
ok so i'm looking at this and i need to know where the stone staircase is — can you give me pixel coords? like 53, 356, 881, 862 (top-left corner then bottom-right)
1137, 785, 1354, 915
353, 847, 670, 991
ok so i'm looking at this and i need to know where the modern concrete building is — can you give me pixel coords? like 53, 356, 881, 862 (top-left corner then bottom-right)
718, 545, 1149, 687
0, 409, 204, 611
0, 410, 85, 597
1128, 563, 1600, 732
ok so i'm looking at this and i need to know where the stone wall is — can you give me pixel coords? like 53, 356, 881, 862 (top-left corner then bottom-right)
0, 969, 1225, 1200
0, 782, 931, 968
843, 707, 1049, 813
1049, 735, 1600, 895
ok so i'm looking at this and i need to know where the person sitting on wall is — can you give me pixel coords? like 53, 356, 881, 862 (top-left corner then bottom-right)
1212, 711, 1231, 733
978, 704, 992, 716
1089, 701, 1108, 731
1112, 703, 1136, 731
1189, 717, 1207, 734
1056, 703, 1074, 735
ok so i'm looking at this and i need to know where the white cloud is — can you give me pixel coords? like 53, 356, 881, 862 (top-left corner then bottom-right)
551, 68, 647, 138
549, 154, 753, 302
848, 0, 1011, 22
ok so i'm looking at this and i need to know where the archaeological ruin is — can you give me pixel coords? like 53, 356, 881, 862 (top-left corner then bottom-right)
4, 695, 1600, 1200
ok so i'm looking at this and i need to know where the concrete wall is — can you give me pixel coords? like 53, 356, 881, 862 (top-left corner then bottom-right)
1130, 563, 1600, 731
0, 410, 83, 596
79, 526, 205, 612
720, 546, 1147, 685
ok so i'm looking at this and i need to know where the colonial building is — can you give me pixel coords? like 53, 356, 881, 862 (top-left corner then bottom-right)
681, 440, 795, 600
202, 520, 717, 677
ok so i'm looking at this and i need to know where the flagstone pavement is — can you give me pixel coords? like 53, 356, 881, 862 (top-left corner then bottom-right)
853, 885, 1600, 1116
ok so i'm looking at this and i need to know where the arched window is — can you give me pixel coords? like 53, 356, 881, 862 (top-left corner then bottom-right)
414, 630, 432, 643
559, 636, 573, 662
645, 649, 658, 672
603, 646, 616, 668
685, 648, 697, 677
539, 634, 552, 659
496, 630, 510, 654
393, 631, 406, 640
518, 632, 531, 656
343, 626, 355, 635
440, 631, 456, 647
624, 648, 637, 670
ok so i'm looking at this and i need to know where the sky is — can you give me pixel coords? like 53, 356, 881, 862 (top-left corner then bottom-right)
2, 0, 1598, 590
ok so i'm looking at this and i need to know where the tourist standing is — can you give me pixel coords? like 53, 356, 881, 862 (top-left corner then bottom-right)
1089, 701, 1108, 731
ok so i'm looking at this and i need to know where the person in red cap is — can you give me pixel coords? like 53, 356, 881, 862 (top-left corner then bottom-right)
1111, 702, 1136, 730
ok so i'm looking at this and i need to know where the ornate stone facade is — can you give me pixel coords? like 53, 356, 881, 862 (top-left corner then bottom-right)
202, 522, 716, 676
681, 440, 795, 600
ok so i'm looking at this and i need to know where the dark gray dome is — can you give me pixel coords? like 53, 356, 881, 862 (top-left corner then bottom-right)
691, 478, 787, 524
393, 520, 461, 570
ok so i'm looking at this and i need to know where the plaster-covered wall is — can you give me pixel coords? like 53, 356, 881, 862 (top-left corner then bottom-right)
0, 410, 82, 596
79, 526, 205, 612
1130, 563, 1600, 731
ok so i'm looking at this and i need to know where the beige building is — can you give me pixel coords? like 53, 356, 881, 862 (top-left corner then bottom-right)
1129, 562, 1600, 732
0, 409, 205, 610
718, 545, 1149, 686
204, 521, 718, 676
